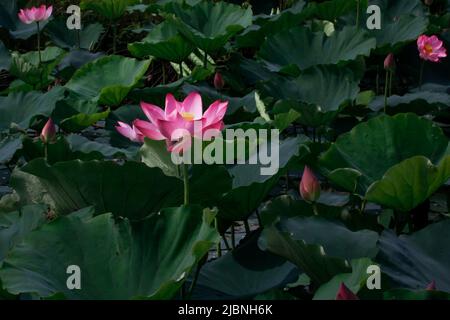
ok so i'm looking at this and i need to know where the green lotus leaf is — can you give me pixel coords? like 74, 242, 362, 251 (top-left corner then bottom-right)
368, 0, 428, 51
67, 134, 138, 160
46, 19, 104, 50
0, 204, 47, 263
0, 135, 22, 164
0, 205, 219, 299
128, 21, 194, 63
366, 156, 450, 212
320, 113, 449, 195
194, 231, 297, 299
65, 55, 151, 106
0, 87, 65, 131
259, 215, 379, 285
81, 0, 137, 21
9, 47, 66, 88
19, 159, 182, 219
258, 26, 375, 72
376, 219, 450, 292
165, 1, 253, 53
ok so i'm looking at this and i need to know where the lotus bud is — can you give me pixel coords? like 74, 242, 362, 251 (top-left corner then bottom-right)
336, 283, 359, 300
40, 118, 56, 144
426, 280, 436, 291
214, 72, 225, 90
384, 53, 395, 71
424, 0, 433, 6
299, 166, 321, 203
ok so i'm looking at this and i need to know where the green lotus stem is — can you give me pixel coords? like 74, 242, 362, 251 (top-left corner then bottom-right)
384, 71, 389, 113
419, 60, 425, 88
255, 209, 261, 226
244, 219, 250, 234
312, 203, 319, 216
376, 66, 380, 95
179, 62, 183, 79
356, 0, 360, 28
215, 218, 222, 257
231, 224, 235, 249
285, 170, 289, 194
203, 51, 208, 68
389, 70, 393, 97
112, 23, 117, 54
76, 29, 81, 49
222, 234, 231, 250
182, 163, 189, 205
36, 22, 42, 65
162, 63, 166, 84
44, 142, 48, 161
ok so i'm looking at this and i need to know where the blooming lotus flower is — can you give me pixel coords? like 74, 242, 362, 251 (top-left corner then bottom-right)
117, 92, 228, 152
417, 35, 447, 62
299, 166, 321, 203
384, 53, 395, 71
115, 121, 144, 143
214, 72, 224, 90
18, 5, 53, 24
336, 283, 359, 300
40, 118, 56, 144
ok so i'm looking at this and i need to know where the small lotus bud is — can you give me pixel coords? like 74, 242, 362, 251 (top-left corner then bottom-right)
426, 280, 436, 291
299, 166, 321, 203
384, 53, 395, 70
40, 118, 56, 144
214, 72, 224, 90
336, 283, 359, 300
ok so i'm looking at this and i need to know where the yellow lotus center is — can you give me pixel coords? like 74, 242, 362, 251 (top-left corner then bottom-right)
424, 44, 434, 54
181, 112, 195, 121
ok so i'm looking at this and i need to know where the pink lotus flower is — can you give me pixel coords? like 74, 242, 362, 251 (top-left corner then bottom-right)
18, 5, 53, 25
417, 35, 447, 62
40, 118, 56, 144
115, 121, 144, 143
336, 283, 359, 300
299, 166, 321, 203
117, 92, 228, 152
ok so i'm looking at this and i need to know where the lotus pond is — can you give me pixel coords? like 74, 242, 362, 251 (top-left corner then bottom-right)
0, 0, 450, 301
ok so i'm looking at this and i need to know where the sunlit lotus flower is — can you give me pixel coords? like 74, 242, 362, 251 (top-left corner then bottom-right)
426, 280, 437, 291
115, 121, 144, 143
299, 166, 321, 203
40, 118, 56, 144
118, 92, 228, 152
336, 283, 359, 300
214, 72, 225, 90
18, 5, 53, 24
417, 35, 447, 62
384, 53, 395, 70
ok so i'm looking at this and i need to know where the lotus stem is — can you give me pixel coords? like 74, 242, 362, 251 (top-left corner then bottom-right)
231, 224, 236, 249
36, 22, 42, 65
112, 22, 117, 54
179, 62, 183, 79
389, 70, 393, 97
312, 203, 319, 216
419, 60, 425, 88
222, 234, 230, 250
244, 219, 250, 234
203, 51, 208, 68
356, 0, 360, 28
215, 218, 222, 257
182, 163, 189, 205
384, 71, 389, 113
76, 29, 81, 49
44, 142, 48, 161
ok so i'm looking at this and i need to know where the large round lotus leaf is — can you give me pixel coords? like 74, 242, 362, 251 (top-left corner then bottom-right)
80, 0, 137, 20
46, 19, 104, 50
366, 156, 450, 212
0, 206, 219, 299
319, 113, 449, 195
194, 231, 297, 299
258, 26, 375, 72
259, 215, 379, 285
376, 220, 450, 293
128, 21, 194, 63
65, 55, 151, 106
0, 135, 22, 164
368, 0, 427, 51
20, 159, 182, 220
259, 65, 361, 113
165, 1, 253, 53
0, 204, 47, 263
0, 87, 65, 131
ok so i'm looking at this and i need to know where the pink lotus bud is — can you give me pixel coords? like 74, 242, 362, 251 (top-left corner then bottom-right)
426, 280, 436, 291
336, 283, 359, 300
214, 72, 225, 90
384, 53, 395, 70
40, 118, 56, 144
299, 166, 321, 203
